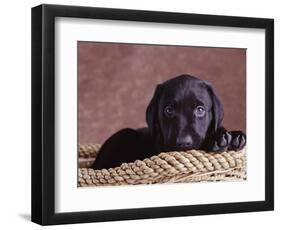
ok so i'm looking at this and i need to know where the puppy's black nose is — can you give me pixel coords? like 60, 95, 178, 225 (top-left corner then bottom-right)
176, 136, 193, 148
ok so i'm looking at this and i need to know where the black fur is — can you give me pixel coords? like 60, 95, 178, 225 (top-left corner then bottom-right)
93, 74, 246, 169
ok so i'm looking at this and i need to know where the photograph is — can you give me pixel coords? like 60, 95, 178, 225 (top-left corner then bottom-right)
78, 42, 247, 187
31, 4, 274, 225
0, 0, 277, 227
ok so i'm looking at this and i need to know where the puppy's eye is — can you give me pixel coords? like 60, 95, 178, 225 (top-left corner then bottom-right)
164, 105, 175, 117
194, 106, 206, 117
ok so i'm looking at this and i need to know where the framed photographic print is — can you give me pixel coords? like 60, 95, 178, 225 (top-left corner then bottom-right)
31, 4, 274, 225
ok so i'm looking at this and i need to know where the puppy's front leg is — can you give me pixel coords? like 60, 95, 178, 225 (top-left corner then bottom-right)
227, 130, 246, 151
205, 127, 232, 152
203, 127, 246, 152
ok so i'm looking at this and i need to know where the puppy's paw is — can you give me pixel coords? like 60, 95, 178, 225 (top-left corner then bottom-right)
210, 128, 232, 152
228, 131, 246, 151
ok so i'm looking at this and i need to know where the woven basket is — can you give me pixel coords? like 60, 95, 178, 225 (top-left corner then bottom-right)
78, 144, 246, 187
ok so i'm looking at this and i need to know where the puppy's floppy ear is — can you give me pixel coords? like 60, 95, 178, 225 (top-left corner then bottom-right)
205, 82, 224, 132
146, 84, 162, 136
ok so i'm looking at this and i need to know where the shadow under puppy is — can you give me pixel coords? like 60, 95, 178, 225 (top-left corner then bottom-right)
92, 74, 246, 169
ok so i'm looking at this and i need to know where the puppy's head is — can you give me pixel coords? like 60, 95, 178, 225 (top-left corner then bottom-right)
146, 74, 223, 152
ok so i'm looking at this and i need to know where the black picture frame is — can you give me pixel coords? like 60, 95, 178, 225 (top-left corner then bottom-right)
31, 4, 274, 225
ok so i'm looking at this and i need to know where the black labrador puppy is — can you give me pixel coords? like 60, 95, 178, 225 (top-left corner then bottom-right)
92, 74, 246, 169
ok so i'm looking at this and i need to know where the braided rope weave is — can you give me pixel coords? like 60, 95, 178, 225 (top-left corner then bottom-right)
78, 144, 246, 187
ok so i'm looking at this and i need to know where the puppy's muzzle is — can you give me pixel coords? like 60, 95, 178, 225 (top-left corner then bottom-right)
176, 135, 193, 150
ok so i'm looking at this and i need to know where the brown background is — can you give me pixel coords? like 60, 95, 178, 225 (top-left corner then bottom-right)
78, 42, 246, 144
